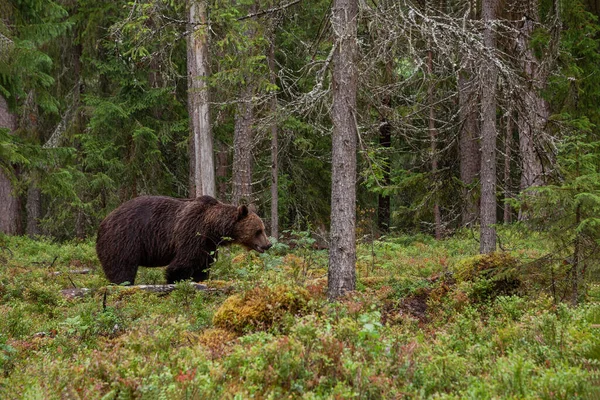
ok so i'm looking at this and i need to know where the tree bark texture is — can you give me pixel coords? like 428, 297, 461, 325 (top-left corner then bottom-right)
377, 121, 391, 233
479, 0, 498, 254
268, 37, 279, 239
73, 39, 87, 238
232, 85, 254, 205
21, 89, 42, 237
458, 71, 480, 226
0, 94, 20, 235
572, 202, 581, 305
188, 128, 196, 197
328, 0, 358, 300
187, 0, 215, 198
216, 141, 229, 200
377, 61, 393, 234
517, 14, 547, 194
427, 50, 442, 240
26, 185, 42, 237
503, 110, 513, 224
589, 0, 600, 17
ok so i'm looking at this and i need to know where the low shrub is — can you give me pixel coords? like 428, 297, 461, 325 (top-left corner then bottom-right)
213, 285, 310, 334
454, 252, 521, 301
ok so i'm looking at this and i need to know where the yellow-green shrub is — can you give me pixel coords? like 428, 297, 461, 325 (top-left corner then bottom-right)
455, 252, 519, 282
454, 252, 521, 301
213, 285, 310, 334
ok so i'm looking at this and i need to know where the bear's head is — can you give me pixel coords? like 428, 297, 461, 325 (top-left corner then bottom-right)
232, 205, 272, 253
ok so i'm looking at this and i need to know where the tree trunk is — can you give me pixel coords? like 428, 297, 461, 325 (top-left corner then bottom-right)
73, 39, 87, 239
572, 150, 582, 305
268, 37, 279, 239
21, 89, 42, 237
232, 85, 254, 205
188, 129, 196, 197
26, 184, 41, 237
458, 71, 480, 226
187, 0, 215, 198
479, 0, 498, 254
517, 15, 547, 192
377, 62, 393, 234
377, 120, 391, 233
572, 203, 581, 305
427, 49, 442, 239
216, 141, 229, 200
328, 0, 358, 300
503, 110, 513, 224
0, 95, 20, 235
231, 2, 259, 207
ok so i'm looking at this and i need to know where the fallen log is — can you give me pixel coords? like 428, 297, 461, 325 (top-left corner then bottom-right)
60, 282, 228, 299
124, 283, 215, 293
61, 288, 91, 299
51, 269, 92, 276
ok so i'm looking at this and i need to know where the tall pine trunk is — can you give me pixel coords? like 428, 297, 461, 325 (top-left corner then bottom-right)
26, 185, 41, 237
517, 13, 546, 195
24, 100, 41, 237
515, 5, 549, 221
377, 120, 391, 233
0, 95, 20, 235
479, 0, 498, 254
458, 71, 480, 226
73, 39, 87, 239
503, 110, 513, 223
427, 49, 442, 239
216, 141, 229, 200
377, 62, 393, 234
231, 3, 257, 206
19, 88, 42, 237
328, 0, 358, 300
268, 36, 279, 239
232, 86, 254, 205
187, 0, 215, 198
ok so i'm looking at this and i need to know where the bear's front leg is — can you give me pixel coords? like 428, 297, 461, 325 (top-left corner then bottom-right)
165, 263, 194, 284
190, 253, 213, 282
165, 254, 212, 284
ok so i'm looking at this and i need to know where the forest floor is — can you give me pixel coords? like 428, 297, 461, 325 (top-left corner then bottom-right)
0, 227, 599, 399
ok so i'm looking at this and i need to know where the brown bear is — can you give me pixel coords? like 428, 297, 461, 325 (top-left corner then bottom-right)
96, 195, 271, 285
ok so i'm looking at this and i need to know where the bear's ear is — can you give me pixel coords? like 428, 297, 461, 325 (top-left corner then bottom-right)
237, 205, 249, 220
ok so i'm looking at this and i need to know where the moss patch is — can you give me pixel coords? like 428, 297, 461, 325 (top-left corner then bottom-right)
454, 252, 521, 301
213, 285, 310, 334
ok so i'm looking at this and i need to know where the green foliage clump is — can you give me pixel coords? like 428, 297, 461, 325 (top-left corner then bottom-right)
0, 334, 16, 377
454, 252, 521, 301
213, 285, 310, 334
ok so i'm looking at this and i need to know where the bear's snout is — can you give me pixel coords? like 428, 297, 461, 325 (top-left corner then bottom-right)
254, 242, 272, 253
250, 238, 271, 253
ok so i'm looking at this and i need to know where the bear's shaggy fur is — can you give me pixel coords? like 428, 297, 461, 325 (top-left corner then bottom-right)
96, 195, 271, 284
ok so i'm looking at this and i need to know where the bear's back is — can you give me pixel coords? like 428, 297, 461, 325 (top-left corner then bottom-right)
97, 196, 188, 268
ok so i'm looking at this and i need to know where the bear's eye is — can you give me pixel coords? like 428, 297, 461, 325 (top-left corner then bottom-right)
256, 229, 262, 236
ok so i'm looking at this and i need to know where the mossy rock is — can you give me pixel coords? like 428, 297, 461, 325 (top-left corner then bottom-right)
212, 285, 310, 334
454, 252, 521, 301
455, 252, 519, 282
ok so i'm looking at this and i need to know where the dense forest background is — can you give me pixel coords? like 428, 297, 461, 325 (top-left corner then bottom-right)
2, 0, 600, 288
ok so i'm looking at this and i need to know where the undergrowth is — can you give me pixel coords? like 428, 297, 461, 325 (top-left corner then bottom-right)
0, 228, 598, 399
